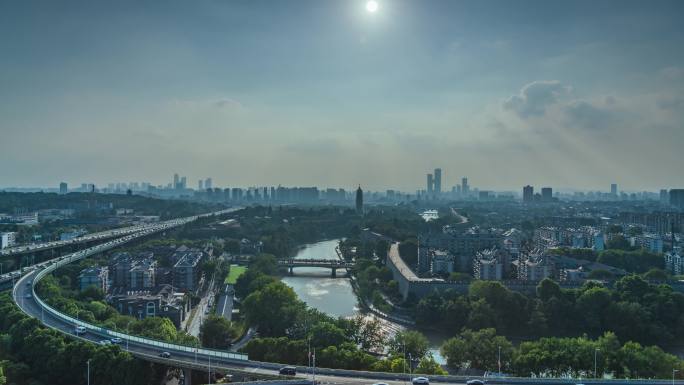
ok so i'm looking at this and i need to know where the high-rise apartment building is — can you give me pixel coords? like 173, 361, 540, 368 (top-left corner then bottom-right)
205, 178, 212, 189
427, 173, 434, 195
541, 187, 553, 202
59, 182, 68, 195
173, 173, 179, 189
198, 180, 204, 190
611, 183, 618, 196
523, 185, 534, 202
356, 186, 364, 214
671, 189, 684, 209
434, 168, 442, 195
462, 177, 469, 196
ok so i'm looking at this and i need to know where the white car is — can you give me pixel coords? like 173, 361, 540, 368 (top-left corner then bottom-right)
99, 340, 112, 346
74, 326, 87, 335
110, 337, 123, 344
412, 377, 429, 385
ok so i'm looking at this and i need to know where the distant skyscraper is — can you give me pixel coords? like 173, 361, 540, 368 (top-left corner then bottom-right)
355, 186, 363, 214
661, 189, 669, 204
198, 180, 204, 190
611, 183, 618, 196
427, 174, 434, 195
173, 173, 179, 189
180, 176, 187, 189
461, 177, 469, 196
523, 185, 534, 202
671, 189, 684, 209
205, 178, 212, 189
541, 187, 553, 202
434, 168, 442, 194
59, 182, 68, 195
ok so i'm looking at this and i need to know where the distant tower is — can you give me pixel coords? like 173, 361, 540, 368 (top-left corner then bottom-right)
523, 185, 534, 202
434, 168, 442, 195
59, 182, 68, 195
461, 177, 469, 196
427, 174, 434, 195
356, 185, 364, 214
611, 183, 618, 196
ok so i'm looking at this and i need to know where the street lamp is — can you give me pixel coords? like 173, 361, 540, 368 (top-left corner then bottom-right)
673, 369, 679, 385
498, 345, 502, 374
87, 359, 91, 385
126, 321, 132, 352
594, 348, 600, 378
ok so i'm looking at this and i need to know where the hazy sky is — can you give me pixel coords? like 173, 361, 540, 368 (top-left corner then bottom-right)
1, 0, 683, 192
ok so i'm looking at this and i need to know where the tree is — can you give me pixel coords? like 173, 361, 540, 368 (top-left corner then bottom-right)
375, 239, 389, 259
606, 235, 631, 251
249, 253, 279, 275
398, 239, 418, 267
440, 328, 513, 371
643, 268, 669, 281
415, 354, 447, 375
389, 330, 429, 360
310, 322, 347, 348
200, 314, 237, 349
242, 281, 305, 337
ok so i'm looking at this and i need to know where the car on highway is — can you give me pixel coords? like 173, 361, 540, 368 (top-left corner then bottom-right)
466, 380, 485, 385
74, 326, 87, 335
99, 340, 112, 346
159, 352, 171, 358
412, 377, 429, 385
279, 366, 297, 376
110, 337, 123, 344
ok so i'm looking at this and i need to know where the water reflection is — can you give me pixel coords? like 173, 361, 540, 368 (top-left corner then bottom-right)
281, 239, 447, 364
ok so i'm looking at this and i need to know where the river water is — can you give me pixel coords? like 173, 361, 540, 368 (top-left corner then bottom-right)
281, 239, 447, 364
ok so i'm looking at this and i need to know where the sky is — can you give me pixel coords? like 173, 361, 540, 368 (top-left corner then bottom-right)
1, 0, 683, 192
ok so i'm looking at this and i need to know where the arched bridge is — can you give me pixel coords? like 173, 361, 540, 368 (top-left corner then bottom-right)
278, 259, 354, 277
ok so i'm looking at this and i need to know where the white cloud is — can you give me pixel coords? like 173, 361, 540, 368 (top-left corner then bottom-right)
503, 80, 572, 118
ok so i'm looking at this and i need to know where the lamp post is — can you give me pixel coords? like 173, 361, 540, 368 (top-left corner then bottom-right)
408, 353, 413, 379
673, 369, 679, 385
87, 359, 91, 385
126, 321, 132, 352
594, 348, 600, 378
498, 345, 501, 375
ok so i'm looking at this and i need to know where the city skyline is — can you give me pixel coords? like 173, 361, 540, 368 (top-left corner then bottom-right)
2, 1, 683, 190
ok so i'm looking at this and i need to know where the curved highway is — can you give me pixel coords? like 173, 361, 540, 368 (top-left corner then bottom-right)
10, 211, 684, 385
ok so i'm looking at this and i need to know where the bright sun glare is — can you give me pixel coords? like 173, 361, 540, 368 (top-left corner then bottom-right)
366, 0, 379, 13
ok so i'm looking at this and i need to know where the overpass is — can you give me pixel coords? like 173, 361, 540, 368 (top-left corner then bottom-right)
10, 217, 684, 385
278, 258, 354, 277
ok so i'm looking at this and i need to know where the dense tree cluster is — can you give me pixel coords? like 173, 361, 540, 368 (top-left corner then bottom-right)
0, 293, 165, 385
440, 328, 684, 379
416, 277, 684, 346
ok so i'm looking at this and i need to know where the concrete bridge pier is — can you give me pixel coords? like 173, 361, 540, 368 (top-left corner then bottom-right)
182, 368, 192, 385
288, 266, 294, 275
331, 267, 337, 278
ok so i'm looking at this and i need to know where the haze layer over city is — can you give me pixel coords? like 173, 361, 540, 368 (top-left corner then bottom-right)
2, 1, 683, 191
2, 1, 684, 385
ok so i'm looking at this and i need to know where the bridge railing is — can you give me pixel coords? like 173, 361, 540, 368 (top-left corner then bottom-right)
29, 217, 248, 363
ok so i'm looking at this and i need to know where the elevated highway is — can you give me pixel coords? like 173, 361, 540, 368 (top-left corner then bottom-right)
10, 212, 684, 385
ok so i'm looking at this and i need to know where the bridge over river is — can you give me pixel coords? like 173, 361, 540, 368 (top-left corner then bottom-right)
278, 258, 354, 277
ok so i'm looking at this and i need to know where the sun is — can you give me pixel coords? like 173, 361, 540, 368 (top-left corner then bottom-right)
366, 0, 379, 13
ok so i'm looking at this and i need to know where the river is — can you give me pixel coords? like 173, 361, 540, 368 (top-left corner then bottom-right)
281, 238, 447, 364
